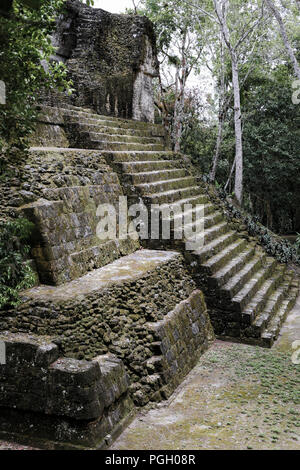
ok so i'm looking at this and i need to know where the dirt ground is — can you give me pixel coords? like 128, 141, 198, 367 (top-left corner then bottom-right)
111, 296, 300, 450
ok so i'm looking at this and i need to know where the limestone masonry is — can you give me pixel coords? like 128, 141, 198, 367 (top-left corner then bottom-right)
46, 0, 158, 122
0, 0, 299, 450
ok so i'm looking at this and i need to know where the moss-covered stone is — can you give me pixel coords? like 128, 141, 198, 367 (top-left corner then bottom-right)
43, 0, 158, 122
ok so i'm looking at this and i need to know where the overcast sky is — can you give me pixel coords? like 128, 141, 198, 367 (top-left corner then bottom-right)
93, 0, 133, 13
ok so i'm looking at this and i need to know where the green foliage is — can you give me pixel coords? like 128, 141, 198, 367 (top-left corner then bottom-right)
138, 0, 205, 56
181, 88, 234, 182
241, 65, 300, 233
0, 0, 93, 151
216, 189, 300, 265
182, 120, 217, 175
0, 0, 68, 150
183, 63, 300, 236
137, 0, 211, 148
0, 218, 36, 309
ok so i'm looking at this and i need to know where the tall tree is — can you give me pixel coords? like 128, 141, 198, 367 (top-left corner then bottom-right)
265, 0, 300, 80
194, 0, 266, 204
139, 0, 209, 151
214, 0, 244, 204
209, 27, 228, 182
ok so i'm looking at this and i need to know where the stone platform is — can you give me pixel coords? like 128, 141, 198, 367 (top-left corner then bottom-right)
1, 95, 298, 449
0, 249, 212, 448
0, 332, 134, 450
1, 250, 213, 408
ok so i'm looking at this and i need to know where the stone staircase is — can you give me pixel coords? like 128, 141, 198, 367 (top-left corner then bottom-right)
34, 105, 299, 347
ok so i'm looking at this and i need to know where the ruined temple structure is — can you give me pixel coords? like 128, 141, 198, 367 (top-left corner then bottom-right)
46, 0, 158, 122
0, 1, 299, 450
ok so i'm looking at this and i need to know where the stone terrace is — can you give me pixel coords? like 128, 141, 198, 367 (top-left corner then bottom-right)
40, 103, 299, 348
0, 102, 298, 449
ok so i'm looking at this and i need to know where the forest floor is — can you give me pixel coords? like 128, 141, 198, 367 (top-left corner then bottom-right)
112, 297, 300, 450
0, 297, 299, 451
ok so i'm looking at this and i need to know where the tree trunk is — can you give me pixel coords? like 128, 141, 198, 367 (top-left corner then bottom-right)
232, 55, 243, 205
174, 73, 186, 152
173, 30, 188, 153
265, 0, 300, 80
225, 156, 236, 192
0, 0, 13, 17
210, 113, 225, 182
210, 31, 226, 182
265, 199, 273, 229
157, 72, 171, 139
173, 65, 181, 151
214, 0, 243, 204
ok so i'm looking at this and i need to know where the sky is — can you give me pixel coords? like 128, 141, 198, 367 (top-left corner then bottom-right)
93, 0, 133, 13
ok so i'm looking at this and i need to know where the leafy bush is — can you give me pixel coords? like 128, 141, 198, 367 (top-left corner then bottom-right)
0, 1, 72, 151
0, 1, 94, 152
0, 218, 36, 309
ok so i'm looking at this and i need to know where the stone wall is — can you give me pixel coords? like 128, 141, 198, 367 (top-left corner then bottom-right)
45, 0, 158, 122
0, 252, 213, 406
146, 290, 214, 401
30, 105, 70, 148
10, 147, 139, 285
20, 187, 138, 285
0, 332, 134, 449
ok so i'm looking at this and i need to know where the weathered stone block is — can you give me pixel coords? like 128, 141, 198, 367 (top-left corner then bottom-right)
145, 290, 214, 398
18, 179, 139, 285
0, 334, 134, 447
49, 357, 101, 387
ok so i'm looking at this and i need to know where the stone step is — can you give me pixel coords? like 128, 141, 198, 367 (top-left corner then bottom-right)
157, 195, 212, 217
166, 204, 219, 228
28, 149, 173, 166
39, 249, 181, 295
135, 177, 197, 195
73, 123, 159, 138
192, 231, 238, 264
221, 253, 267, 301
171, 212, 224, 241
46, 104, 164, 132
143, 186, 204, 205
105, 151, 174, 164
191, 222, 231, 248
209, 245, 256, 289
146, 203, 217, 250
204, 238, 249, 277
68, 115, 164, 132
231, 258, 277, 312
83, 131, 164, 145
261, 285, 299, 347
124, 168, 187, 184
162, 213, 224, 249
246, 269, 291, 332
57, 103, 95, 114
89, 140, 166, 152
31, 106, 299, 351
116, 159, 180, 172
